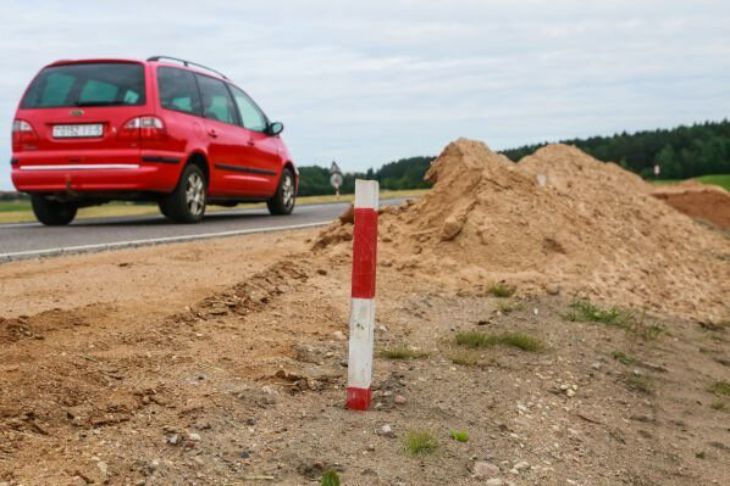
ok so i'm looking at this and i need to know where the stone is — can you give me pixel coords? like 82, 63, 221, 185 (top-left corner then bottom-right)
394, 395, 407, 405
513, 460, 531, 471
379, 424, 395, 438
486, 479, 504, 486
188, 432, 201, 442
473, 461, 500, 479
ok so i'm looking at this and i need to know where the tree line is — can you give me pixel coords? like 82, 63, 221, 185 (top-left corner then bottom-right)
300, 119, 730, 196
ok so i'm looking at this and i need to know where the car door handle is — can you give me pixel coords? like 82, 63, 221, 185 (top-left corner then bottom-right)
247, 140, 255, 146
208, 129, 218, 138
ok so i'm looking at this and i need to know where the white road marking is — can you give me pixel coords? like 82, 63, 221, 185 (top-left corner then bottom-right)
0, 221, 329, 261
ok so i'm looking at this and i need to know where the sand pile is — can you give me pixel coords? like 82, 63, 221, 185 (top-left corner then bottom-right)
652, 181, 730, 230
315, 139, 730, 321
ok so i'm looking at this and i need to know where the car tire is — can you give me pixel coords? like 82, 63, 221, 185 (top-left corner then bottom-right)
30, 195, 77, 226
267, 168, 296, 215
160, 164, 207, 223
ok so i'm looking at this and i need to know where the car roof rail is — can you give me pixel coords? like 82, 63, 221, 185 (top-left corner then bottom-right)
147, 56, 228, 79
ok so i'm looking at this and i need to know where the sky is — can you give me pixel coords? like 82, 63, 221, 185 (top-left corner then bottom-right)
2, 0, 729, 190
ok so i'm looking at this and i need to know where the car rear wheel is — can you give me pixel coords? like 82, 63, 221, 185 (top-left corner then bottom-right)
160, 164, 207, 223
267, 168, 296, 215
30, 195, 77, 226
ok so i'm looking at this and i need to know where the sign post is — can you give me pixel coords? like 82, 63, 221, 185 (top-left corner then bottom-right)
346, 179, 379, 411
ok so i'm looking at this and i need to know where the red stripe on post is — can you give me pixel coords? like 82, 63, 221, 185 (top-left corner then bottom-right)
351, 208, 378, 299
346, 386, 372, 411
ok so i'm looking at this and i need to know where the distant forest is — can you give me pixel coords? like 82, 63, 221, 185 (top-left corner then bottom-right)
299, 119, 730, 196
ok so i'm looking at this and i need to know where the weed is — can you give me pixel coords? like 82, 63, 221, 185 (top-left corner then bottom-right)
695, 451, 706, 459
404, 430, 438, 455
565, 299, 632, 326
497, 301, 522, 314
624, 374, 654, 394
449, 429, 469, 442
320, 470, 340, 486
612, 351, 635, 366
450, 350, 479, 366
455, 331, 543, 352
490, 282, 516, 298
708, 381, 730, 397
379, 346, 429, 360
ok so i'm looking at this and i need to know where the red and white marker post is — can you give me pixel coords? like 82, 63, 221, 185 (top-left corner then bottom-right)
346, 179, 379, 411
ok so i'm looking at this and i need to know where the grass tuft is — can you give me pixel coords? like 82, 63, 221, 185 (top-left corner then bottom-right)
455, 331, 543, 352
612, 351, 635, 366
449, 429, 469, 442
320, 470, 341, 486
708, 381, 730, 397
404, 430, 438, 456
565, 300, 631, 326
496, 300, 524, 315
489, 282, 516, 298
379, 346, 429, 360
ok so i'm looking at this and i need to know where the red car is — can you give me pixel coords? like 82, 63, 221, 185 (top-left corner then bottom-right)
11, 56, 297, 225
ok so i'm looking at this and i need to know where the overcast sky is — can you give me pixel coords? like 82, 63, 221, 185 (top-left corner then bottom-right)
2, 0, 729, 190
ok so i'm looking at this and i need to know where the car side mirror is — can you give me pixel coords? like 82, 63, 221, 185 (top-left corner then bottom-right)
267, 121, 284, 136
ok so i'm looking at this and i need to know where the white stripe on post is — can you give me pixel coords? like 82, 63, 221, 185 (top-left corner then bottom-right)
346, 179, 379, 411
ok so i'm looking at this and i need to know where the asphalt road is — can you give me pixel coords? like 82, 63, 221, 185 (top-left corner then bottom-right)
0, 200, 397, 262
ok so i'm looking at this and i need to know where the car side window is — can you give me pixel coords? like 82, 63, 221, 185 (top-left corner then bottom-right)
195, 74, 238, 125
158, 67, 201, 115
229, 86, 268, 132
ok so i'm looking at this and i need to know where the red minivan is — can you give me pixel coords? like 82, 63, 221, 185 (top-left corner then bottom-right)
11, 56, 297, 225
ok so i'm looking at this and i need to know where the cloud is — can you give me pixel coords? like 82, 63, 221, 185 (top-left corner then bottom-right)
1, 0, 729, 189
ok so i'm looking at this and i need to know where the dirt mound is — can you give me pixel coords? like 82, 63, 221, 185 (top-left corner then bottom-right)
652, 182, 730, 230
316, 139, 730, 321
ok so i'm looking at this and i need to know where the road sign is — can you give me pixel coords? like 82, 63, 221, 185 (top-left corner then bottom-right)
330, 172, 344, 190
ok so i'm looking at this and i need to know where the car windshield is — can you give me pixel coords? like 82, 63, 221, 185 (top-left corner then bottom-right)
21, 62, 145, 108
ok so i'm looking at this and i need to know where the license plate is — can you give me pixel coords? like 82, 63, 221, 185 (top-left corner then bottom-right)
52, 124, 103, 138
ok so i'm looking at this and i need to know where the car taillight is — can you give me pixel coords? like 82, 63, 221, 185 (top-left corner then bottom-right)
120, 116, 166, 141
12, 119, 37, 150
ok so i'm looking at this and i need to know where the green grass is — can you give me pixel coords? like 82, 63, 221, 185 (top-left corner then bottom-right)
565, 300, 632, 327
612, 351, 635, 366
489, 282, 516, 298
320, 470, 341, 486
404, 430, 438, 456
455, 331, 543, 352
379, 346, 429, 360
696, 174, 730, 191
497, 300, 523, 314
708, 381, 730, 397
449, 429, 469, 442
0, 189, 430, 224
695, 451, 706, 460
652, 174, 730, 192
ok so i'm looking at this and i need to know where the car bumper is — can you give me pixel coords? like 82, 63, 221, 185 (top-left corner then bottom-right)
11, 154, 182, 194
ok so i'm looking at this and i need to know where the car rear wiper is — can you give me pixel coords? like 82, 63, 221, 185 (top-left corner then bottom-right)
74, 101, 124, 107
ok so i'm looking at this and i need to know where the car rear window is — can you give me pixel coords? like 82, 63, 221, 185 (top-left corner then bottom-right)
21, 62, 145, 108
